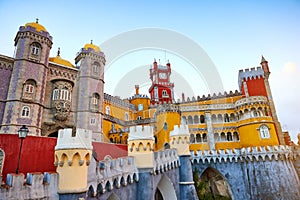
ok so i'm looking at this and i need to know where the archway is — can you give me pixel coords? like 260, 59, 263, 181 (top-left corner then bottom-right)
196, 167, 232, 199
155, 175, 177, 200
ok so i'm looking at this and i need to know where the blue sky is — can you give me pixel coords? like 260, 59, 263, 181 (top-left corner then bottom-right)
0, 0, 299, 141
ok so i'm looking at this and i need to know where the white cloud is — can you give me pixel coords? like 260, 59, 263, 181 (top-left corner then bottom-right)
271, 62, 300, 143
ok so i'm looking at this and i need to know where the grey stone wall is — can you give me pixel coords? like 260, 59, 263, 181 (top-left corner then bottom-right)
193, 158, 300, 200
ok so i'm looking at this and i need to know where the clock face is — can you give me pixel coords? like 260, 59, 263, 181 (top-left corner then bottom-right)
259, 125, 270, 138
159, 73, 167, 79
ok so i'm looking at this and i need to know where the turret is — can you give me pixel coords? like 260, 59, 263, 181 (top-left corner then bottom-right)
149, 59, 174, 105
75, 41, 105, 141
170, 123, 198, 200
260, 55, 270, 77
54, 128, 92, 197
0, 19, 52, 135
127, 125, 155, 168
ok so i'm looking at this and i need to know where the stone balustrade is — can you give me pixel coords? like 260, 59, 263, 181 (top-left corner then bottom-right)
235, 96, 268, 107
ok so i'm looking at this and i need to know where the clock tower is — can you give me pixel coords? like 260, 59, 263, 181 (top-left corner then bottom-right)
149, 59, 174, 105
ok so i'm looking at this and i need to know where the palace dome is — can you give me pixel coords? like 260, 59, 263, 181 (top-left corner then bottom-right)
25, 20, 47, 32
49, 48, 75, 68
83, 42, 101, 52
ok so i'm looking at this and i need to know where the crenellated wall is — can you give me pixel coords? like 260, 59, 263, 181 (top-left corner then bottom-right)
0, 172, 58, 200
192, 145, 300, 199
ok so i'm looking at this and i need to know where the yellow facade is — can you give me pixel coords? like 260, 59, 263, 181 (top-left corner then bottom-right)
55, 149, 91, 193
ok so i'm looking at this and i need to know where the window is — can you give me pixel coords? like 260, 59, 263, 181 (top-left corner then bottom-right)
138, 104, 143, 111
124, 112, 129, 121
22, 79, 36, 100
31, 44, 40, 55
137, 116, 142, 120
259, 125, 270, 139
92, 62, 100, 75
154, 86, 158, 100
90, 118, 96, 125
52, 88, 71, 101
106, 106, 110, 115
21, 106, 30, 117
163, 122, 168, 130
92, 93, 99, 105
162, 90, 169, 97
25, 84, 34, 93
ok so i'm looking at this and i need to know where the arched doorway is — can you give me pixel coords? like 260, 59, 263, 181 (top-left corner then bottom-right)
155, 175, 177, 200
195, 167, 232, 199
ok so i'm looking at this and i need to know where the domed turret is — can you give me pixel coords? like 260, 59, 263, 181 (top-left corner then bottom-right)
83, 40, 101, 52
24, 18, 47, 32
49, 48, 75, 68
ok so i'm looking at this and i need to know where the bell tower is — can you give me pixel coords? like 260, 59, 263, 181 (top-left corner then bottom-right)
149, 59, 174, 105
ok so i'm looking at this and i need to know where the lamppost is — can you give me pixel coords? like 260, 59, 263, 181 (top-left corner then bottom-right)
16, 125, 29, 174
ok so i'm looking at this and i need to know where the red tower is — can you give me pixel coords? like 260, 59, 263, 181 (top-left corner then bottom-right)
149, 59, 174, 105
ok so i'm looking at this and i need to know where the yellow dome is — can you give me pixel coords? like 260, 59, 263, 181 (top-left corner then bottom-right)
84, 42, 101, 52
49, 54, 76, 68
25, 20, 47, 32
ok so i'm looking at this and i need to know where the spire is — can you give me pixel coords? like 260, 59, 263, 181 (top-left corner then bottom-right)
57, 47, 60, 56
260, 55, 268, 64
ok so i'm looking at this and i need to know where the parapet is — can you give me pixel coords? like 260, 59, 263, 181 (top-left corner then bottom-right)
238, 66, 264, 89
128, 126, 154, 141
55, 128, 93, 150
191, 145, 295, 164
170, 124, 189, 137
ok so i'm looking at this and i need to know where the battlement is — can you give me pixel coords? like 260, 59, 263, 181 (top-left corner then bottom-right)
238, 66, 264, 89
0, 172, 58, 199
170, 124, 189, 137
93, 156, 139, 194
191, 145, 295, 164
129, 94, 149, 100
104, 93, 136, 110
154, 104, 180, 115
128, 125, 154, 141
178, 90, 241, 103
153, 149, 180, 175
55, 128, 93, 150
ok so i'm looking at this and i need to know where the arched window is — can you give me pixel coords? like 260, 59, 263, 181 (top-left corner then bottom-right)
21, 106, 30, 117
214, 133, 220, 142
92, 62, 100, 75
233, 132, 239, 141
92, 93, 99, 105
196, 134, 202, 143
187, 116, 193, 124
106, 106, 111, 115
52, 87, 71, 101
220, 132, 226, 141
137, 116, 142, 120
217, 114, 223, 123
229, 113, 236, 122
200, 115, 205, 123
224, 114, 230, 122
163, 122, 168, 130
124, 112, 129, 121
22, 79, 36, 100
31, 42, 41, 56
182, 116, 187, 124
259, 124, 270, 139
227, 132, 233, 141
162, 90, 169, 97
190, 134, 195, 143
194, 115, 199, 124
202, 133, 207, 142
211, 114, 217, 123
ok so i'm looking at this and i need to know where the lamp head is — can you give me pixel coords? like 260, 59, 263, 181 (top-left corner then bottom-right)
18, 125, 29, 139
